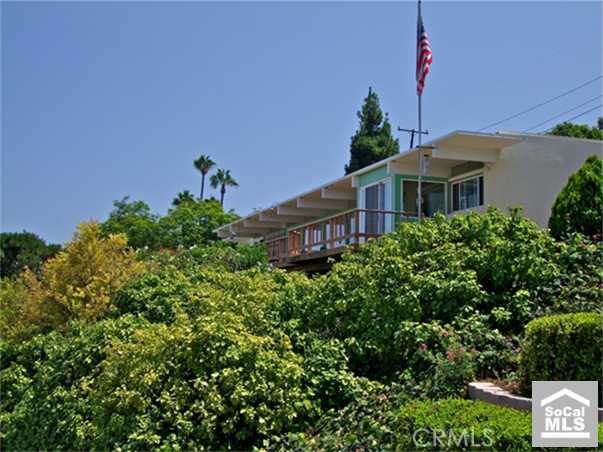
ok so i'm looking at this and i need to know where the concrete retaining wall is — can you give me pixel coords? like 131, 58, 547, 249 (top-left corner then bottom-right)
468, 382, 603, 422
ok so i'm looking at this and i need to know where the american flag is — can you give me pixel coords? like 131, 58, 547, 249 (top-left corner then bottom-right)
416, 4, 432, 96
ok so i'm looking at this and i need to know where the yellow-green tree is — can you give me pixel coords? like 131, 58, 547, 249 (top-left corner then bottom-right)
0, 222, 146, 340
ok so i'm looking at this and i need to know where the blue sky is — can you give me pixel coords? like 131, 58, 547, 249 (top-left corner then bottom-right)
2, 1, 601, 244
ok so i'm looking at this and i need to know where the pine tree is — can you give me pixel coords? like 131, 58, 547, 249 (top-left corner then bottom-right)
345, 87, 400, 174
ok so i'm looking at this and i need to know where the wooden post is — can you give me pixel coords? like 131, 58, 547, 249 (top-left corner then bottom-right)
354, 209, 360, 245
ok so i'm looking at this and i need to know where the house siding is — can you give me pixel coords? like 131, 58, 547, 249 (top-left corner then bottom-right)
484, 135, 602, 227
356, 165, 391, 209
358, 165, 388, 186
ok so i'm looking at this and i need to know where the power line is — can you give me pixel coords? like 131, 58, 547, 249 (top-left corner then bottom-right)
477, 75, 602, 132
541, 104, 603, 133
523, 95, 603, 132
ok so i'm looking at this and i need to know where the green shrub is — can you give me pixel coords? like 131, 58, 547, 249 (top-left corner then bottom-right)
396, 399, 532, 450
519, 312, 603, 401
271, 384, 406, 450
0, 314, 319, 450
0, 316, 148, 450
3, 207, 603, 449
112, 271, 194, 323
451, 307, 519, 380
0, 267, 375, 450
86, 314, 317, 450
181, 242, 268, 271
534, 235, 603, 316
276, 398, 576, 451
548, 155, 603, 240
146, 242, 268, 273
295, 208, 601, 381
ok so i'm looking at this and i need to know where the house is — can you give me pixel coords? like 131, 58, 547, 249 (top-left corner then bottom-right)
216, 130, 602, 270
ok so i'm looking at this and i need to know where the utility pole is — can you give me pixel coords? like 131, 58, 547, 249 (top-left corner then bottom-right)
397, 127, 429, 149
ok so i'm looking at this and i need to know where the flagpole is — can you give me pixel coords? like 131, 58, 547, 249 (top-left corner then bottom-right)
417, 0, 423, 222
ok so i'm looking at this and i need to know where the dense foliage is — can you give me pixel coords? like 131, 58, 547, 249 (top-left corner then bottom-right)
0, 222, 146, 341
101, 196, 239, 250
277, 396, 603, 450
0, 231, 61, 278
1, 208, 601, 449
519, 312, 603, 403
344, 87, 400, 174
279, 397, 533, 451
548, 155, 603, 240
288, 208, 601, 383
102, 197, 163, 249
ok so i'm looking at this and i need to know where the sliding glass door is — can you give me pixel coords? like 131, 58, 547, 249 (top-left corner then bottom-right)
363, 180, 390, 234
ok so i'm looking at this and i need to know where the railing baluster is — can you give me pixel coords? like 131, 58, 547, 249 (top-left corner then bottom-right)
265, 209, 421, 265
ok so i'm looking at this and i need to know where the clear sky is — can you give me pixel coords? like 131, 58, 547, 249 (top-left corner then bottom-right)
2, 1, 601, 244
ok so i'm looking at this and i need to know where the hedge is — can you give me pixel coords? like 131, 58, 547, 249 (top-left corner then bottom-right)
276, 398, 603, 451
519, 312, 603, 401
396, 399, 532, 451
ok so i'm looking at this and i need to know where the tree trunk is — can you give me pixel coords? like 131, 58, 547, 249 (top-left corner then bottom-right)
220, 186, 226, 206
200, 173, 206, 200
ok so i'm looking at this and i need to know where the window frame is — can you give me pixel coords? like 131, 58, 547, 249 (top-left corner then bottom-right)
400, 178, 448, 216
361, 178, 390, 211
450, 174, 484, 213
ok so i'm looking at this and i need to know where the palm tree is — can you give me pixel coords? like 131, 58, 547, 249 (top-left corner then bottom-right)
210, 169, 239, 207
193, 155, 215, 200
172, 190, 195, 207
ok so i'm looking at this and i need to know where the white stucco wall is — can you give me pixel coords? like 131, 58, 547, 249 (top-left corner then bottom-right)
484, 134, 602, 227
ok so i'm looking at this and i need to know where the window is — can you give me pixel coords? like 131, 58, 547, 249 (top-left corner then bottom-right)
451, 175, 484, 212
401, 180, 446, 217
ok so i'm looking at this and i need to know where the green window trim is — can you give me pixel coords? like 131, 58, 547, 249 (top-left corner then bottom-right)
392, 174, 449, 212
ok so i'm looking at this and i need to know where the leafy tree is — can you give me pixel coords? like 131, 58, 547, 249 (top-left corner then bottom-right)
344, 87, 400, 174
172, 190, 196, 206
102, 195, 238, 250
548, 155, 603, 240
0, 222, 145, 340
548, 118, 603, 140
101, 196, 162, 249
210, 168, 239, 207
193, 154, 215, 200
0, 231, 60, 278
158, 199, 238, 248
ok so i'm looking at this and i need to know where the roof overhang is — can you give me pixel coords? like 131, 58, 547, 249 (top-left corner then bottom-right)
216, 130, 524, 238
216, 173, 357, 239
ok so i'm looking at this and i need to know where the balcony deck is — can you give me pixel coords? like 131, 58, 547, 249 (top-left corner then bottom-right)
265, 208, 416, 270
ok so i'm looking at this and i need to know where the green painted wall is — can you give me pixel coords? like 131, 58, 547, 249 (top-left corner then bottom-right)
357, 165, 390, 209
356, 165, 450, 212
358, 165, 388, 187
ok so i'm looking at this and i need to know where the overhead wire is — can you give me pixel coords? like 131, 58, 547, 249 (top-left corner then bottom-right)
477, 75, 602, 132
523, 95, 603, 132
541, 104, 602, 133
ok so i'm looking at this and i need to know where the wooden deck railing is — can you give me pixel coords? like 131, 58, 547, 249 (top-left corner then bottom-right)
265, 208, 416, 264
